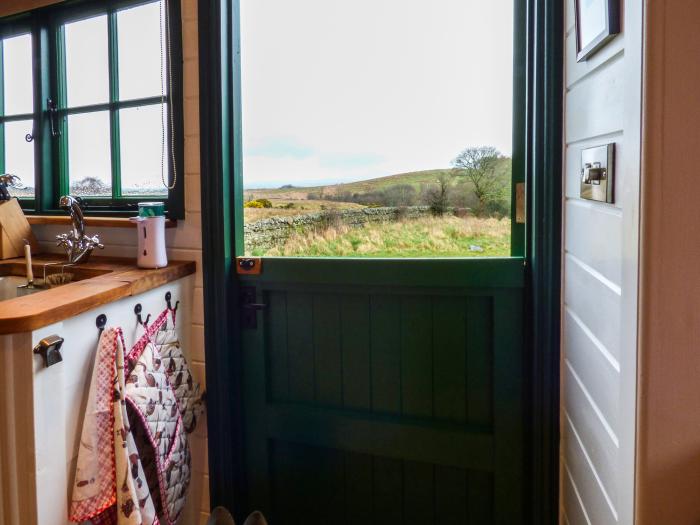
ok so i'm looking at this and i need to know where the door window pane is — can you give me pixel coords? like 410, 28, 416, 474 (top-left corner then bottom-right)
117, 1, 166, 101
2, 34, 33, 116
120, 104, 167, 196
4, 120, 35, 198
241, 0, 514, 257
64, 15, 109, 107
67, 111, 111, 196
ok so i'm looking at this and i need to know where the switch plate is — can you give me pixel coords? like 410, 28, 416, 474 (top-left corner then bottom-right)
580, 143, 615, 203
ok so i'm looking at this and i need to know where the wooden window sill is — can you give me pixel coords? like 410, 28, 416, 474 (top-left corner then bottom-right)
27, 216, 178, 228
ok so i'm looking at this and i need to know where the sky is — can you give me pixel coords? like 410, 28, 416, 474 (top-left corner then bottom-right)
240, 0, 514, 189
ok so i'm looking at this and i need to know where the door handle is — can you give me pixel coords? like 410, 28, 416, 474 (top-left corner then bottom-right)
33, 334, 64, 368
240, 286, 265, 329
243, 302, 267, 311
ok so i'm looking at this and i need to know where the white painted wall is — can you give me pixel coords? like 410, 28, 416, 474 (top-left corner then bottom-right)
560, 1, 643, 524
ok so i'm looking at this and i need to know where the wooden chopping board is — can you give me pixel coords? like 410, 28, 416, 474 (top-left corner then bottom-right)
0, 199, 39, 259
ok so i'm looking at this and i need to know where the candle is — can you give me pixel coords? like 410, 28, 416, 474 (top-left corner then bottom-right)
24, 241, 33, 285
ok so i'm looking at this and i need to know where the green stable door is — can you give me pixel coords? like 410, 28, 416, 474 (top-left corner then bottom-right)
232, 0, 529, 522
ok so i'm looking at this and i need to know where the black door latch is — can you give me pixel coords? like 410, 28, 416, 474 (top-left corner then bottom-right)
240, 286, 266, 329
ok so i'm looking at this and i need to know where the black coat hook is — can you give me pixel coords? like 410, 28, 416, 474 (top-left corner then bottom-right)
165, 291, 179, 312
134, 304, 151, 327
96, 314, 107, 335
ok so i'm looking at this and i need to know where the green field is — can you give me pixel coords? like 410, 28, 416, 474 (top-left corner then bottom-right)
261, 216, 511, 258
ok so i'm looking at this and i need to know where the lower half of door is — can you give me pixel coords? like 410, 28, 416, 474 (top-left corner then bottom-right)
239, 258, 525, 524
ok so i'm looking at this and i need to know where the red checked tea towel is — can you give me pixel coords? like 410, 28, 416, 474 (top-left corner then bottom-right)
69, 328, 158, 525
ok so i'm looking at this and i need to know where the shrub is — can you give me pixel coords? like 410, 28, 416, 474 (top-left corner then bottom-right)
244, 199, 273, 209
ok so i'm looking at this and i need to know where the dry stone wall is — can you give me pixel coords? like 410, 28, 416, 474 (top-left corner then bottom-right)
244, 206, 433, 253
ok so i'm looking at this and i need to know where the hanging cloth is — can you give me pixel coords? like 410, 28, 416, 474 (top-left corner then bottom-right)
69, 328, 159, 525
153, 307, 204, 433
125, 309, 192, 524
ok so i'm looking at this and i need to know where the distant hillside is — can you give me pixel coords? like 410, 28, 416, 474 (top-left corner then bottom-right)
246, 168, 461, 200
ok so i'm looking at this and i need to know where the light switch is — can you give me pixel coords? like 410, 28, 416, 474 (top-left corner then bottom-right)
580, 144, 615, 203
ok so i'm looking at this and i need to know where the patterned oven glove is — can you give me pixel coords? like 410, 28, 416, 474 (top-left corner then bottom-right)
154, 313, 205, 434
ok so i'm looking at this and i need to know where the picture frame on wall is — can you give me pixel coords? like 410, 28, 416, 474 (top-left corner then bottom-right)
575, 0, 620, 62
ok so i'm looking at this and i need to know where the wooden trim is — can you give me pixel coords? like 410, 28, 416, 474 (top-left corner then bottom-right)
0, 332, 38, 524
26, 215, 177, 228
0, 256, 194, 333
198, 0, 245, 520
524, 0, 563, 522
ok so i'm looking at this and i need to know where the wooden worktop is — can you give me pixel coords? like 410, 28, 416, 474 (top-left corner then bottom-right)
0, 255, 195, 334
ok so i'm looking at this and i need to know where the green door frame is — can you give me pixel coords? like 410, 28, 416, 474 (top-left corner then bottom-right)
198, 0, 562, 522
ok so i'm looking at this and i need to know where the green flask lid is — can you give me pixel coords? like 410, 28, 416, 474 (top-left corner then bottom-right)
138, 201, 165, 217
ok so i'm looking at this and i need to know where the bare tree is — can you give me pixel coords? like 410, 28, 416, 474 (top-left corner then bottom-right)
423, 175, 451, 216
452, 146, 506, 215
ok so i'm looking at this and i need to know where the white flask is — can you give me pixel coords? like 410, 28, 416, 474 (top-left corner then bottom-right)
130, 202, 168, 268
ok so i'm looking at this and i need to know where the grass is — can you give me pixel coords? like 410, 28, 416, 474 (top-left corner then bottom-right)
260, 216, 511, 257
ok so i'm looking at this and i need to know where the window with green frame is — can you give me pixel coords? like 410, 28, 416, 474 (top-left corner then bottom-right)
0, 0, 184, 218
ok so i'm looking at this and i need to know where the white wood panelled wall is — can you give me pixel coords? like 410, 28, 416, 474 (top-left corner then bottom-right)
29, 1, 210, 522
561, 1, 643, 524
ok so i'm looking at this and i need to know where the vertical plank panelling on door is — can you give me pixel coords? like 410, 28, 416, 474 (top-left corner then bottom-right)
340, 294, 371, 411
493, 290, 524, 522
267, 290, 289, 401
400, 296, 434, 418
372, 456, 404, 524
403, 460, 435, 525
433, 296, 468, 424
312, 294, 342, 406
466, 295, 494, 428
434, 465, 469, 525
343, 451, 374, 524
286, 292, 315, 402
370, 295, 402, 414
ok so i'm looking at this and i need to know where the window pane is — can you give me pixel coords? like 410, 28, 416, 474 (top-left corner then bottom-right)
4, 120, 35, 198
119, 104, 168, 196
67, 111, 111, 196
118, 1, 166, 100
64, 15, 109, 107
2, 34, 33, 116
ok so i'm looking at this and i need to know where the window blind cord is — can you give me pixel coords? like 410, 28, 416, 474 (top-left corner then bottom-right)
159, 0, 177, 191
